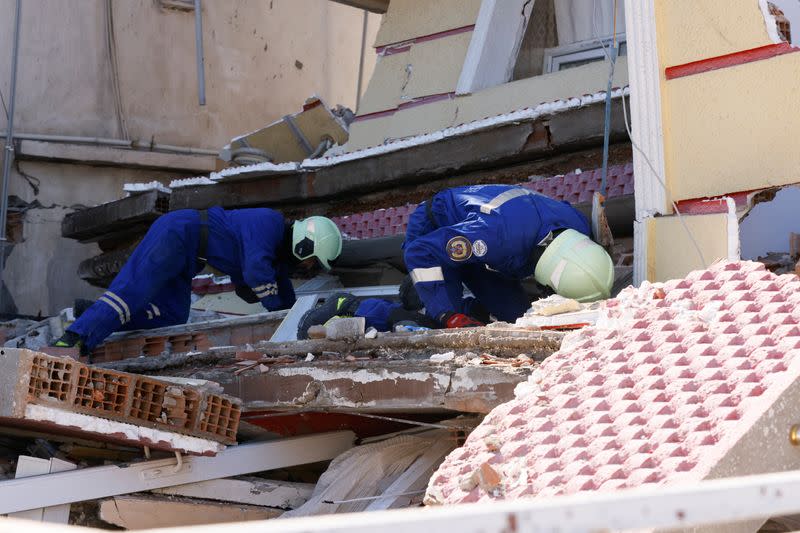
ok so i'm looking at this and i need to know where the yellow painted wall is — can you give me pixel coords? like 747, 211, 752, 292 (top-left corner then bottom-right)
646, 214, 731, 282
346, 57, 628, 150
375, 0, 482, 46
656, 0, 773, 66
653, 0, 800, 207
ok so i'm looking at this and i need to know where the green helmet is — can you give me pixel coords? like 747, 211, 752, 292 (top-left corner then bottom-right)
292, 216, 343, 271
534, 229, 614, 302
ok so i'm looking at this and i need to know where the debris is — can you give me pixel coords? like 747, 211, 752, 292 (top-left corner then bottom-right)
325, 317, 366, 341
427, 261, 800, 505
475, 462, 502, 494
305, 353, 315, 362
365, 327, 378, 339
284, 430, 455, 517
153, 476, 314, 509
527, 295, 582, 316
429, 352, 455, 363
99, 494, 283, 529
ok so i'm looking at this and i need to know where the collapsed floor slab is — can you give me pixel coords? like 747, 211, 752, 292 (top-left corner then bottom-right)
0, 349, 242, 451
426, 261, 800, 531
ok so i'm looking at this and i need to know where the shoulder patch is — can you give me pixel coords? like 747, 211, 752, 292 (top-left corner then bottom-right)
473, 239, 488, 257
446, 236, 472, 262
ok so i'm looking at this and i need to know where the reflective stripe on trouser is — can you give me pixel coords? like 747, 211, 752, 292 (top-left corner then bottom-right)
67, 210, 201, 350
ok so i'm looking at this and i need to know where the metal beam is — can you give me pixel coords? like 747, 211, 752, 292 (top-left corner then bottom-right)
0, 431, 354, 514
269, 276, 342, 342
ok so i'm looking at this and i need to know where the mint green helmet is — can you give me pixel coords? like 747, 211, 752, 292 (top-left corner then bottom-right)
534, 229, 614, 302
292, 216, 343, 271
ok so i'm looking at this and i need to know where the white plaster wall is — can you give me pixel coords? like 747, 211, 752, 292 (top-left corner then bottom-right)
4, 161, 181, 316
0, 0, 380, 148
0, 0, 382, 315
739, 186, 800, 260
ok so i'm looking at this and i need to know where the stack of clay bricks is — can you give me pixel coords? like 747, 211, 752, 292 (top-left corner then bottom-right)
2, 348, 240, 444
88, 332, 212, 364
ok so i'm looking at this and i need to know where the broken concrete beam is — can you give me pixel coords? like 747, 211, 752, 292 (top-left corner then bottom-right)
153, 476, 314, 509
77, 248, 134, 288
226, 357, 532, 414
169, 100, 628, 212
0, 349, 241, 448
228, 327, 564, 361
98, 494, 283, 529
88, 310, 288, 365
62, 189, 170, 243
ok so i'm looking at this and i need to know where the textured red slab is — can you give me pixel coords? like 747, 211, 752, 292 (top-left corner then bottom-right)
426, 261, 800, 504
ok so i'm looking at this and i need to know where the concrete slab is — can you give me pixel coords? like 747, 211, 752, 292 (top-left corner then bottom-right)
427, 261, 800, 531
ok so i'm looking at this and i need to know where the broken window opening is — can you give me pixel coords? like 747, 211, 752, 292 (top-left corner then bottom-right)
513, 0, 626, 80
739, 185, 800, 274
761, 0, 799, 45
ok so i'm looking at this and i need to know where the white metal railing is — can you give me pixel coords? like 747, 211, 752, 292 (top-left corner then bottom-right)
147, 469, 800, 532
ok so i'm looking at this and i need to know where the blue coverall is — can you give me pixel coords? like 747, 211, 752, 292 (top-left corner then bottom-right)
69, 207, 296, 349
403, 184, 591, 323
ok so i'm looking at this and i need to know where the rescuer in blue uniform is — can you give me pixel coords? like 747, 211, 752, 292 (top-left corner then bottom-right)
53, 207, 343, 353
403, 184, 615, 328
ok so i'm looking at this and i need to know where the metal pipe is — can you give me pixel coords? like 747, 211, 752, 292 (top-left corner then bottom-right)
356, 9, 368, 112
0, 0, 22, 315
194, 0, 206, 106
0, 133, 218, 156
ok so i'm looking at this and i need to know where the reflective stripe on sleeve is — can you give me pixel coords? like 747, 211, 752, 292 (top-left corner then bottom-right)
480, 188, 532, 214
411, 267, 444, 283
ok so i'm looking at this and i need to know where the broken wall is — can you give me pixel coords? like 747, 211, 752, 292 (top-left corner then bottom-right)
0, 0, 380, 149
630, 0, 800, 283
655, 0, 800, 205
0, 0, 381, 315
644, 213, 733, 282
346, 0, 629, 151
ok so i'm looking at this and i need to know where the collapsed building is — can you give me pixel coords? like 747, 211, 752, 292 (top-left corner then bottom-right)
0, 0, 800, 531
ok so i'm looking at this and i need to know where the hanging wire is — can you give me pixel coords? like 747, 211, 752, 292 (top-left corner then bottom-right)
620, 91, 708, 268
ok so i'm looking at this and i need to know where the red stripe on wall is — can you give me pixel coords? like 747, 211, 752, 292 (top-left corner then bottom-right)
665, 42, 798, 80
354, 92, 456, 123
376, 25, 475, 56
674, 191, 754, 215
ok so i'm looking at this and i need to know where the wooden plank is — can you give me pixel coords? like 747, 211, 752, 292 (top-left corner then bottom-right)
0, 432, 355, 514
153, 477, 314, 508
99, 494, 282, 529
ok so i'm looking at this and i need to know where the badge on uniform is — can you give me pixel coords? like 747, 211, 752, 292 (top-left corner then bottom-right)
473, 239, 488, 257
446, 236, 472, 261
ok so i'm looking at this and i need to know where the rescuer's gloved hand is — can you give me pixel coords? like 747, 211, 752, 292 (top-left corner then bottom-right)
441, 312, 485, 329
